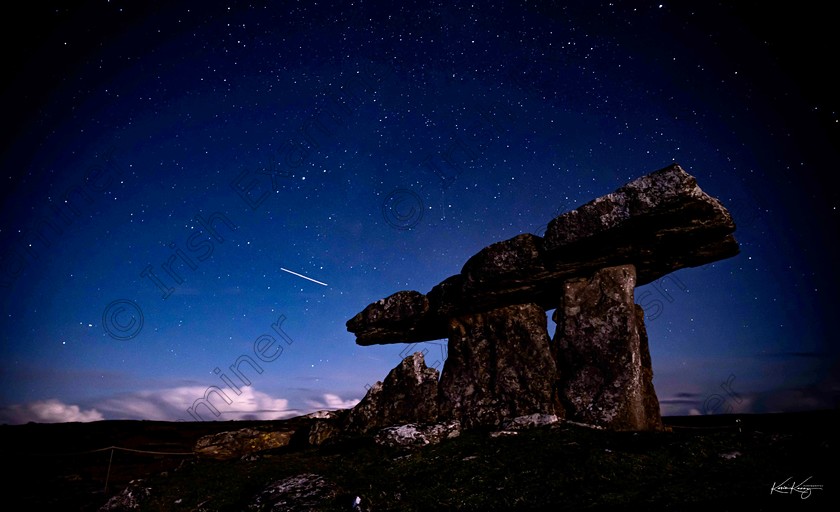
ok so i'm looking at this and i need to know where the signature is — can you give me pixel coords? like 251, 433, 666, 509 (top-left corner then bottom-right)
770, 477, 824, 499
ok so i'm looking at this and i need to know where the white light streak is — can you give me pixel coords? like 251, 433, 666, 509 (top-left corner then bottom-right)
280, 267, 328, 286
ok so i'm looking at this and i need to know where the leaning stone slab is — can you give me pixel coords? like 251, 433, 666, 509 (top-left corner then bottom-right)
344, 352, 440, 434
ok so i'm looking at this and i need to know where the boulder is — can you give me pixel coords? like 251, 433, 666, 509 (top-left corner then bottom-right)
306, 420, 342, 446
438, 303, 560, 428
552, 264, 663, 431
99, 479, 151, 511
194, 428, 294, 460
374, 421, 461, 448
344, 352, 440, 434
246, 473, 344, 511
298, 410, 345, 446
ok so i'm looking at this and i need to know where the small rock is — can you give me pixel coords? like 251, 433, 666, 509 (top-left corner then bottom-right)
501, 413, 561, 430
374, 421, 461, 448
303, 409, 342, 420
194, 428, 294, 460
99, 479, 151, 511
247, 473, 342, 511
562, 420, 605, 430
308, 419, 341, 446
489, 430, 518, 438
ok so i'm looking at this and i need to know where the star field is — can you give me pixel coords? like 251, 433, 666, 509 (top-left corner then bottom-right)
1, 1, 837, 423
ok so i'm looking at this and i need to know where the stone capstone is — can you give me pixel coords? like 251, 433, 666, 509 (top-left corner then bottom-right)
346, 290, 446, 346
348, 164, 738, 345
552, 264, 663, 431
542, 164, 739, 285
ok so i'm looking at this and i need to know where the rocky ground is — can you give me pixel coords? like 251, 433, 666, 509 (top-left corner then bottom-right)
1, 410, 837, 511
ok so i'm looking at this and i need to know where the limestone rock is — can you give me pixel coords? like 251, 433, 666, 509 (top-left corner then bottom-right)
542, 163, 738, 285
346, 290, 445, 345
347, 164, 738, 345
374, 421, 461, 448
634, 302, 662, 429
425, 274, 467, 321
438, 303, 560, 429
345, 164, 737, 434
457, 233, 566, 312
99, 479, 151, 511
302, 409, 343, 420
307, 420, 342, 447
500, 413, 561, 430
461, 233, 547, 288
297, 410, 345, 446
344, 352, 440, 434
246, 473, 343, 511
194, 428, 294, 460
552, 264, 663, 431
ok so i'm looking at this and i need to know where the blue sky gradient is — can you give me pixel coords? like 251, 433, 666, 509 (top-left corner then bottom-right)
1, 1, 837, 424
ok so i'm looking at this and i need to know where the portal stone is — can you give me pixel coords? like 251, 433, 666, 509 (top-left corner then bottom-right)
439, 303, 560, 429
552, 264, 663, 431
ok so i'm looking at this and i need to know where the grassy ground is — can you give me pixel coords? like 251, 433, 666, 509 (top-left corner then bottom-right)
2, 411, 837, 511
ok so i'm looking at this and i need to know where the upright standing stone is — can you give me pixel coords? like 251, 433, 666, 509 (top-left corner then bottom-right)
439, 303, 560, 428
552, 264, 663, 431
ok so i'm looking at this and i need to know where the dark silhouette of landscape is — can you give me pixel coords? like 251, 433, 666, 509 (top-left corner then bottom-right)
2, 410, 836, 511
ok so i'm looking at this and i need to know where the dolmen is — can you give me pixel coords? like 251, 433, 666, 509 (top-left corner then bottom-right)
345, 164, 738, 433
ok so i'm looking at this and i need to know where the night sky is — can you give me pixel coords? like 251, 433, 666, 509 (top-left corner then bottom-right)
1, 1, 837, 424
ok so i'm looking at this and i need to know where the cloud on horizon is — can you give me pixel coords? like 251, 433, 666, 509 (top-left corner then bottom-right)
658, 383, 839, 417
1, 387, 364, 424
305, 393, 361, 412
4, 380, 834, 425
0, 399, 104, 424
98, 386, 298, 422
